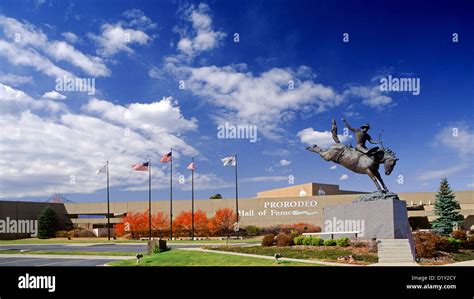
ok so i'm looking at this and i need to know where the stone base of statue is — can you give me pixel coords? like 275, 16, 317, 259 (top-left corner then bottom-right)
352, 191, 400, 203
323, 194, 409, 239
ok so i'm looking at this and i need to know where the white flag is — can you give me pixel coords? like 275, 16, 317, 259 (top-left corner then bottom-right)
96, 163, 107, 175
221, 155, 236, 167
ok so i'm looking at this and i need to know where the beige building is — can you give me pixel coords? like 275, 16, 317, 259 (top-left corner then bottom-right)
1, 183, 473, 239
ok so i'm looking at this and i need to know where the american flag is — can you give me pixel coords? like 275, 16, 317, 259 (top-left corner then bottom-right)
132, 161, 149, 171
160, 152, 172, 163
186, 162, 195, 170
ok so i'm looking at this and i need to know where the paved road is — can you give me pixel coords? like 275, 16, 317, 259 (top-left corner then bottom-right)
0, 256, 116, 266
0, 242, 251, 254
0, 243, 147, 253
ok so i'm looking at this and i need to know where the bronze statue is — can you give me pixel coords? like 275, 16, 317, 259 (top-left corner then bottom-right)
306, 118, 398, 193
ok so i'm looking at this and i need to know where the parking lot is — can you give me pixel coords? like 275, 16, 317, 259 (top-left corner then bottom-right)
0, 256, 120, 266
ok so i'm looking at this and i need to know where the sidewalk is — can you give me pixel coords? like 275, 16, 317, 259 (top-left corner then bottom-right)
179, 247, 360, 266
0, 253, 131, 260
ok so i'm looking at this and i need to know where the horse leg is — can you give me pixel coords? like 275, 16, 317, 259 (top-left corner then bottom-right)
366, 168, 382, 192
373, 169, 389, 192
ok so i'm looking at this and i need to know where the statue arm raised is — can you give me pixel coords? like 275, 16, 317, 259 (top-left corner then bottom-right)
342, 118, 357, 133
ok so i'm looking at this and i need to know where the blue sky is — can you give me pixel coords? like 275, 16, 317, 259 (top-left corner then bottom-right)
0, 0, 473, 203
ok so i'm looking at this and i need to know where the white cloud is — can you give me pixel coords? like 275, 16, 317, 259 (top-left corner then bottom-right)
84, 97, 198, 139
418, 165, 467, 182
0, 73, 32, 86
241, 176, 288, 183
122, 9, 157, 30
42, 90, 67, 100
89, 23, 151, 57
418, 124, 474, 182
148, 66, 163, 79
0, 15, 110, 77
176, 3, 226, 57
0, 40, 73, 78
62, 32, 79, 43
330, 165, 337, 170
339, 174, 349, 180
0, 83, 67, 114
0, 84, 198, 198
344, 85, 393, 109
297, 128, 349, 148
279, 159, 291, 166
435, 124, 474, 157
167, 63, 343, 139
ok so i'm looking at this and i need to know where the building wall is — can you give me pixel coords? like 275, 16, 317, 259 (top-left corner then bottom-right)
256, 182, 365, 198
0, 201, 72, 240
64, 190, 474, 230
1, 190, 472, 239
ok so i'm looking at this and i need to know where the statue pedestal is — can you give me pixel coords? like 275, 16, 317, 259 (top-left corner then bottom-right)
323, 198, 410, 239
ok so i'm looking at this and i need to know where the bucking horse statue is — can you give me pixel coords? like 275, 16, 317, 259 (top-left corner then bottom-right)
306, 118, 398, 193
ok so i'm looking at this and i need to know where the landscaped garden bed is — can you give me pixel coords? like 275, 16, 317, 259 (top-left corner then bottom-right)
207, 244, 378, 264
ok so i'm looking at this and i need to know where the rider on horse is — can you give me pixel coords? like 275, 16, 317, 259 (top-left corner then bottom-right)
342, 118, 382, 156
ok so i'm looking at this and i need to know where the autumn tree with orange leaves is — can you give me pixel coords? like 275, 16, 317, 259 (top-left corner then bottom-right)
209, 208, 239, 242
174, 210, 209, 237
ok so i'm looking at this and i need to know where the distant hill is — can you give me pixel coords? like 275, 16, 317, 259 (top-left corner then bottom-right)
45, 193, 75, 203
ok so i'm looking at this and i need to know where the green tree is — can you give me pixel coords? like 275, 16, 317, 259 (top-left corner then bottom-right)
431, 178, 464, 235
38, 206, 59, 239
209, 193, 223, 199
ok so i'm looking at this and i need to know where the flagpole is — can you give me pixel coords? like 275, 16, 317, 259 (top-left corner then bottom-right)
148, 159, 152, 241
191, 157, 195, 241
106, 161, 110, 241
169, 148, 173, 240
235, 154, 239, 239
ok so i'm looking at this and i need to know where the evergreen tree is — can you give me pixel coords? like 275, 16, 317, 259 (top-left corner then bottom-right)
37, 206, 59, 239
209, 193, 223, 199
431, 178, 464, 235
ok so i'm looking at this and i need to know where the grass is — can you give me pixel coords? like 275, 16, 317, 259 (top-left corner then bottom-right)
107, 249, 319, 266
0, 249, 136, 256
451, 249, 474, 262
0, 238, 260, 245
208, 245, 378, 264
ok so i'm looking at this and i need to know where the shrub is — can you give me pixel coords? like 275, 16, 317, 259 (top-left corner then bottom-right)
311, 237, 324, 246
413, 232, 450, 258
302, 236, 313, 246
67, 229, 96, 238
293, 236, 304, 245
276, 233, 294, 247
244, 225, 260, 237
451, 230, 467, 241
464, 235, 474, 249
351, 240, 368, 248
261, 234, 275, 247
55, 230, 69, 238
324, 239, 337, 246
447, 237, 463, 251
37, 206, 59, 239
336, 237, 350, 247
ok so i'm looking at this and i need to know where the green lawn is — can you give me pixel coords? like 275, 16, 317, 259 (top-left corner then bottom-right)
451, 250, 474, 262
107, 249, 319, 266
208, 245, 378, 264
0, 249, 136, 256
0, 238, 260, 245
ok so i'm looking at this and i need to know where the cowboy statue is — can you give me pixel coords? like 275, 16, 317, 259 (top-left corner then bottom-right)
342, 118, 382, 156
307, 118, 398, 195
